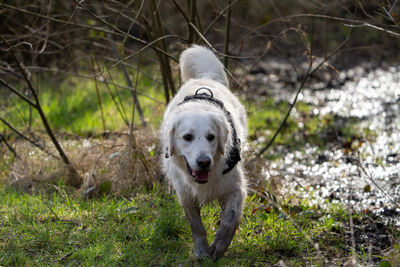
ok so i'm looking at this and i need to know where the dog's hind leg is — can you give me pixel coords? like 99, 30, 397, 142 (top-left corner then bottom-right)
209, 190, 244, 261
182, 198, 210, 259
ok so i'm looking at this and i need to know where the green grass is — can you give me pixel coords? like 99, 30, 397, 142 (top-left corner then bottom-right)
246, 96, 374, 156
1, 183, 396, 266
247, 97, 329, 147
1, 70, 165, 136
0, 185, 191, 266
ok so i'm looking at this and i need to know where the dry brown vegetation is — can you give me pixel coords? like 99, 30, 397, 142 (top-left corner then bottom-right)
4, 129, 159, 195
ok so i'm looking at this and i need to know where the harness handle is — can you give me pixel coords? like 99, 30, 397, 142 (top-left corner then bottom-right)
195, 87, 213, 98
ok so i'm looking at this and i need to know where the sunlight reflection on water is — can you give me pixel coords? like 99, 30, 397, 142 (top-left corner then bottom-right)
266, 65, 400, 223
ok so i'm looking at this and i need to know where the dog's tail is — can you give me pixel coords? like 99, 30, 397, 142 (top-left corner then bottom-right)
179, 45, 228, 87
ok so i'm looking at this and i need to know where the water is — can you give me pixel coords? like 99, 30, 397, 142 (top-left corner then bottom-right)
259, 64, 400, 223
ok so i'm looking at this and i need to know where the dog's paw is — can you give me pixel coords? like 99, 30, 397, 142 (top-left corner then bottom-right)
193, 238, 210, 259
194, 247, 210, 259
209, 240, 229, 261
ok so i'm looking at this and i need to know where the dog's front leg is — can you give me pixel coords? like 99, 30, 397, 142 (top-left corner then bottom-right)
209, 190, 243, 261
182, 199, 210, 259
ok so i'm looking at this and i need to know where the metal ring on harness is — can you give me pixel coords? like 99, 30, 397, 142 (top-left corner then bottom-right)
195, 87, 213, 98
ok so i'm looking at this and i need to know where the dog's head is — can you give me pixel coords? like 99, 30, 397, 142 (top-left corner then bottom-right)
167, 110, 229, 184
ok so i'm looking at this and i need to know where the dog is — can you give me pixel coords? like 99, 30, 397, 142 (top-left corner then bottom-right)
161, 45, 247, 261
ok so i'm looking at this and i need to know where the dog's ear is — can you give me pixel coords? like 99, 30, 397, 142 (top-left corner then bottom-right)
216, 117, 229, 155
167, 123, 176, 158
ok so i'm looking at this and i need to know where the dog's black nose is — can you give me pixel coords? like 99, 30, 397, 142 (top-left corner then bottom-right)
197, 156, 211, 169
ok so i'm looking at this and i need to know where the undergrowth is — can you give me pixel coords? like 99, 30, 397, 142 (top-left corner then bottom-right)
0, 183, 397, 266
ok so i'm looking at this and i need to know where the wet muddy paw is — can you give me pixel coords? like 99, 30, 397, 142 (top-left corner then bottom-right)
193, 239, 210, 260
209, 241, 228, 261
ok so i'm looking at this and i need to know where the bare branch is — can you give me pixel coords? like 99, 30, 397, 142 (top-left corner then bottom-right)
1, 35, 80, 186
344, 22, 400, 38
91, 57, 106, 133
223, 0, 233, 68
0, 78, 37, 108
111, 43, 146, 127
203, 0, 239, 36
253, 22, 351, 159
2, 2, 178, 61
0, 133, 18, 159
72, 34, 181, 79
354, 155, 400, 209
0, 116, 58, 159
71, 0, 177, 62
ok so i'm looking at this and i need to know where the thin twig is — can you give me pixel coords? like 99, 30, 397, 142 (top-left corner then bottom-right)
0, 78, 37, 108
146, 0, 176, 102
223, 0, 232, 68
102, 70, 129, 126
344, 22, 400, 38
38, 0, 52, 54
91, 57, 106, 132
278, 13, 400, 38
173, 0, 190, 25
253, 24, 350, 159
189, 23, 253, 59
354, 155, 400, 209
0, 116, 58, 159
0, 133, 18, 159
111, 43, 146, 127
1, 35, 80, 185
1, 41, 33, 52
121, 0, 145, 55
131, 42, 144, 129
1, 2, 178, 62
71, 0, 177, 61
347, 176, 358, 265
203, 0, 239, 36
348, 203, 358, 265
187, 0, 197, 43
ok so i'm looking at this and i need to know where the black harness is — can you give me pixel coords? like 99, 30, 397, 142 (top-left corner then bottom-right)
175, 87, 241, 175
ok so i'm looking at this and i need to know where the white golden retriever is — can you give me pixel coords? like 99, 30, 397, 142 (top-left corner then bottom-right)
161, 45, 247, 261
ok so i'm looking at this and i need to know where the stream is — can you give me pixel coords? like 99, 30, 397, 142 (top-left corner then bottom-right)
248, 61, 400, 224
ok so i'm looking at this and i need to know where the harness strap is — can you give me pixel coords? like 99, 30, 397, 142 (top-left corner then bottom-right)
177, 87, 241, 175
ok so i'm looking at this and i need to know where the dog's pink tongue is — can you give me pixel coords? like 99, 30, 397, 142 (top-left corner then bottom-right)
192, 171, 209, 182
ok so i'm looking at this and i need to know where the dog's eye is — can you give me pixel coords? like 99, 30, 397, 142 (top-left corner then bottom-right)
207, 134, 215, 142
183, 134, 193, 142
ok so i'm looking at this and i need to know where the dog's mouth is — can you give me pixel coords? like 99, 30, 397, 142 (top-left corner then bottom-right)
191, 170, 209, 184
184, 157, 209, 184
